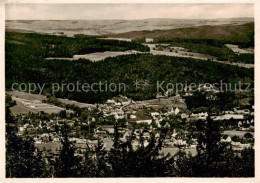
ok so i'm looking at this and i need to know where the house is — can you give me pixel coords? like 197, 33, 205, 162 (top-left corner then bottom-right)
174, 108, 180, 115
199, 84, 215, 92
136, 119, 152, 125
181, 113, 189, 119
191, 113, 198, 118
213, 114, 244, 121
155, 133, 160, 139
171, 129, 177, 139
143, 132, 151, 139
169, 107, 180, 115
76, 138, 87, 144
164, 139, 172, 146
111, 111, 125, 120
177, 98, 185, 103
18, 127, 25, 135
240, 127, 250, 131
122, 101, 131, 106
151, 112, 160, 118
145, 38, 153, 43
96, 125, 114, 134
190, 112, 208, 120
53, 137, 60, 143
80, 144, 88, 153
184, 92, 193, 96
41, 133, 50, 143
94, 130, 107, 138
225, 111, 235, 114
167, 107, 180, 115
231, 141, 241, 146
234, 108, 250, 114
169, 108, 174, 114
143, 140, 149, 147
239, 143, 251, 148
198, 112, 208, 120
164, 122, 170, 128
174, 139, 187, 146
221, 135, 232, 143
130, 114, 137, 119
156, 92, 164, 99
190, 144, 197, 148
115, 102, 121, 106
122, 131, 130, 140
106, 99, 115, 104
164, 89, 174, 97
155, 119, 161, 128
35, 140, 42, 144
69, 137, 78, 142
131, 140, 140, 149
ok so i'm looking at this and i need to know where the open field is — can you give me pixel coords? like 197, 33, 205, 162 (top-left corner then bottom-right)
7, 91, 98, 115
145, 43, 216, 60
7, 91, 68, 115
8, 91, 47, 100
46, 50, 143, 62
10, 95, 66, 115
226, 44, 254, 54
141, 96, 187, 110
58, 98, 96, 108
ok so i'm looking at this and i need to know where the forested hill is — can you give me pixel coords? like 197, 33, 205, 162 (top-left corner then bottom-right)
6, 31, 254, 103
108, 23, 254, 46
5, 31, 150, 58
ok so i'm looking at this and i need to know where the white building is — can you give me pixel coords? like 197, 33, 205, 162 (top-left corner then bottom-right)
221, 136, 232, 143
175, 108, 180, 115
136, 119, 152, 125
213, 114, 244, 121
130, 115, 137, 119
145, 38, 153, 43
151, 112, 160, 118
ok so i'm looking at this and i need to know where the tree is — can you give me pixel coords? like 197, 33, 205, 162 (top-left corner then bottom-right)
231, 135, 241, 142
6, 95, 47, 177
53, 122, 81, 177
174, 109, 254, 177
108, 123, 174, 177
244, 133, 253, 139
94, 139, 112, 177
196, 115, 222, 158
108, 122, 122, 176
59, 110, 67, 119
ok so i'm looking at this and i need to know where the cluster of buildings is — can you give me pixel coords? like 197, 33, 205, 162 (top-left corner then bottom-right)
11, 90, 254, 160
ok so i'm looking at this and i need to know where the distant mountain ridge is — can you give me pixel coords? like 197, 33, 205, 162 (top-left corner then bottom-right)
5, 18, 253, 36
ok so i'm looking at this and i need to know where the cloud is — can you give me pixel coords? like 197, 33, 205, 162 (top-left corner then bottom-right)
5, 3, 254, 20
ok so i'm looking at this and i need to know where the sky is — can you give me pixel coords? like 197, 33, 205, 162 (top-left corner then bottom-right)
5, 3, 254, 20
